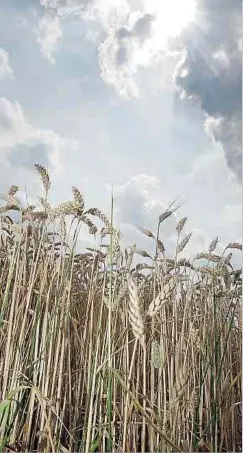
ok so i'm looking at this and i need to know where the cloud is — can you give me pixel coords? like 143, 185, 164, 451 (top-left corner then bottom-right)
114, 174, 161, 225
223, 203, 242, 228
38, 0, 132, 79
113, 174, 178, 252
35, 14, 62, 63
205, 116, 241, 180
98, 12, 157, 98
38, 0, 241, 176
0, 48, 13, 80
40, 0, 129, 25
186, 145, 231, 182
96, 0, 197, 97
0, 97, 64, 190
174, 0, 242, 180
38, 0, 177, 97
180, 227, 210, 259
40, 0, 89, 16
0, 98, 32, 148
111, 174, 215, 261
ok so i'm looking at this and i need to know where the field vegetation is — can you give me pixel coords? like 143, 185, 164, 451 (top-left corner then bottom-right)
0, 165, 241, 452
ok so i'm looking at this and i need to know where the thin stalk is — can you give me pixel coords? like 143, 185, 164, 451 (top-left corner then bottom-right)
107, 187, 114, 453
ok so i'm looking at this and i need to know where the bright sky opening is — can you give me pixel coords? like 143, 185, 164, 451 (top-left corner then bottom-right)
147, 0, 196, 45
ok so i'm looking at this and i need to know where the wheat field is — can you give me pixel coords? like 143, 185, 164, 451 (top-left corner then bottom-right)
0, 165, 241, 452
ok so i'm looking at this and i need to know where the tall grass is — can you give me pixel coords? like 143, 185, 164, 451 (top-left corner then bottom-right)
0, 165, 241, 452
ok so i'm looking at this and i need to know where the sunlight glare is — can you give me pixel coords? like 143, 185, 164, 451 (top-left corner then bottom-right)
145, 0, 196, 47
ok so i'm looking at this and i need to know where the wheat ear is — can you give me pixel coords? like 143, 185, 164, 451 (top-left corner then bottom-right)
147, 277, 176, 317
128, 278, 145, 347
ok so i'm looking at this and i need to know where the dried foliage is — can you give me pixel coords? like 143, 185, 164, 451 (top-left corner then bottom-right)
0, 166, 241, 453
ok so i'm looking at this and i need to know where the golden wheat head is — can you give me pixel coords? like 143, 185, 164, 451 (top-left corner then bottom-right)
128, 277, 145, 346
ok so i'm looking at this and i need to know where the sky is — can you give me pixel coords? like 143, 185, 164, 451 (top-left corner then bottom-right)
0, 0, 242, 263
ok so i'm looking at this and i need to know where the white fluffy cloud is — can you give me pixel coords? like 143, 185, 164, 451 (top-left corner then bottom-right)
38, 0, 185, 97
114, 174, 162, 225
113, 174, 177, 253
0, 98, 32, 148
97, 0, 196, 98
0, 97, 65, 188
0, 48, 13, 80
98, 12, 159, 98
35, 14, 62, 63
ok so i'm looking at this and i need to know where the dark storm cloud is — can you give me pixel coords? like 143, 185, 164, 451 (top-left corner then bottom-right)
174, 0, 242, 180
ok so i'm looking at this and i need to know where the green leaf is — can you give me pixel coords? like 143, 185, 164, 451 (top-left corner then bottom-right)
0, 399, 10, 417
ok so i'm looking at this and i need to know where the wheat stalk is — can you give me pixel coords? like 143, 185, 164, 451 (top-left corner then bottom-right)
170, 342, 188, 407
226, 242, 242, 251
72, 187, 85, 214
209, 236, 218, 253
151, 340, 163, 369
147, 277, 176, 317
170, 367, 188, 407
35, 163, 51, 192
178, 233, 192, 253
86, 208, 111, 228
128, 278, 145, 346
8, 185, 19, 197
137, 226, 155, 238
0, 163, 241, 452
194, 253, 222, 263
176, 217, 187, 234
133, 248, 152, 259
